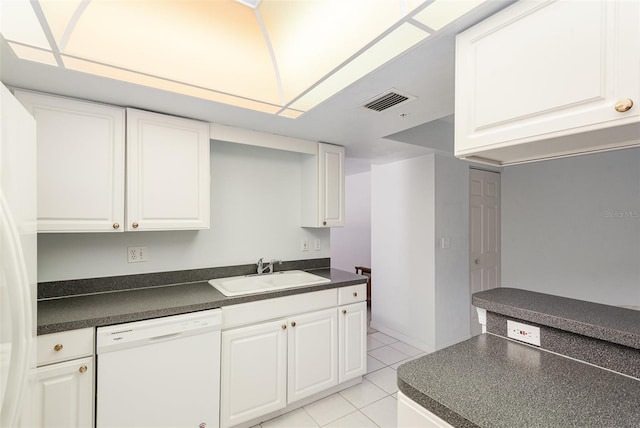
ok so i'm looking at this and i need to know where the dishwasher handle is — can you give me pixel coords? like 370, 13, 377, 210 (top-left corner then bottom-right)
149, 332, 183, 342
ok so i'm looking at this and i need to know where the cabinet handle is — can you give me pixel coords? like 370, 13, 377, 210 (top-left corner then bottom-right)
615, 98, 634, 112
53, 344, 63, 352
112, 223, 120, 230
322, 221, 327, 226
79, 365, 87, 374
132, 222, 139, 229
342, 309, 347, 315
281, 324, 287, 330
353, 292, 358, 297
291, 321, 297, 327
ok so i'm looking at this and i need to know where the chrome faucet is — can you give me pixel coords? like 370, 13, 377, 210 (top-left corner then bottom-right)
256, 258, 282, 275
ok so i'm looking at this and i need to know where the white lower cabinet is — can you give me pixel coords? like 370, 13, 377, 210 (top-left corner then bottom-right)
33, 357, 94, 428
287, 308, 338, 403
220, 309, 338, 428
33, 328, 95, 428
338, 302, 367, 383
220, 319, 288, 428
220, 285, 366, 428
397, 391, 454, 428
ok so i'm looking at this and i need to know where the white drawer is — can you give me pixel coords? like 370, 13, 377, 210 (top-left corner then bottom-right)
222, 288, 337, 329
37, 328, 94, 366
338, 284, 366, 306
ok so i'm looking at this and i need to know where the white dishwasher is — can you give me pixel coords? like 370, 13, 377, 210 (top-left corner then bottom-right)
96, 309, 222, 428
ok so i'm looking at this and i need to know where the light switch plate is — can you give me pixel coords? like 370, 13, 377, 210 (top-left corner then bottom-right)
507, 320, 541, 346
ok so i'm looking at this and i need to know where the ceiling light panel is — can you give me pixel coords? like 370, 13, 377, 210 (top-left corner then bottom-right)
57, 0, 281, 104
0, 0, 51, 50
413, 0, 486, 31
6, 42, 58, 66
260, 0, 415, 103
38, 0, 83, 44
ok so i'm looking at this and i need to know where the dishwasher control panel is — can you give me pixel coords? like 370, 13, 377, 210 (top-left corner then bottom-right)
96, 309, 222, 353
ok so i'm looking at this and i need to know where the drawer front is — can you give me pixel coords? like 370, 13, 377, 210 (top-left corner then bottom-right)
338, 284, 366, 306
37, 328, 94, 366
222, 288, 337, 329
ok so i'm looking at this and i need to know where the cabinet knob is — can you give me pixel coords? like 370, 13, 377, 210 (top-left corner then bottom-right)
322, 221, 327, 226
281, 324, 287, 330
132, 222, 139, 229
113, 223, 120, 229
53, 344, 63, 352
291, 321, 297, 327
353, 292, 358, 297
342, 309, 347, 315
79, 365, 87, 374
615, 98, 634, 112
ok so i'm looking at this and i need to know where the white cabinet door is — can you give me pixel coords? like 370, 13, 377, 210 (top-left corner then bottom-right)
14, 91, 125, 232
32, 357, 94, 428
318, 143, 345, 227
338, 302, 367, 383
301, 143, 345, 228
397, 391, 454, 428
287, 308, 338, 404
126, 108, 210, 231
455, 0, 640, 165
220, 319, 288, 428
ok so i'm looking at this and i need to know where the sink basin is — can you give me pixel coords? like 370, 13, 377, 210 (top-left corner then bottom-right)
208, 270, 331, 297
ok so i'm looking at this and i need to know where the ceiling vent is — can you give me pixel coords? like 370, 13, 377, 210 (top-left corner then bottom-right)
361, 89, 416, 112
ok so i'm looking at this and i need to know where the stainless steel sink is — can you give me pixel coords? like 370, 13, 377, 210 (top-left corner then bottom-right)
208, 270, 331, 296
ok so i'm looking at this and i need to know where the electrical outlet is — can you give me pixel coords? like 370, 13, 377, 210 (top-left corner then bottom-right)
127, 246, 147, 263
301, 239, 309, 252
313, 239, 321, 251
507, 320, 541, 346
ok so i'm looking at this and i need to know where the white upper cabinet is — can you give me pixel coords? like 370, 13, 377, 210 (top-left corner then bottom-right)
14, 91, 210, 233
126, 108, 210, 231
302, 143, 345, 227
455, 0, 640, 166
14, 90, 125, 232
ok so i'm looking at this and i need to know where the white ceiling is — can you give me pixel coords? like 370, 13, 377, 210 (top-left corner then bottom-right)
0, 1, 513, 175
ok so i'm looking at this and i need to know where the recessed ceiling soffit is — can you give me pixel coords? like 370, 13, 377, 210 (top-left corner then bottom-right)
1, 0, 487, 118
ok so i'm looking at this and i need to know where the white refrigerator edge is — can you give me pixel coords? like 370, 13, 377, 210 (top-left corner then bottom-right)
0, 82, 38, 427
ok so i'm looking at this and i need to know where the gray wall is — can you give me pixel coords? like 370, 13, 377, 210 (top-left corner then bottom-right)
38, 141, 330, 282
371, 154, 436, 351
502, 147, 640, 306
371, 153, 472, 352
434, 155, 471, 349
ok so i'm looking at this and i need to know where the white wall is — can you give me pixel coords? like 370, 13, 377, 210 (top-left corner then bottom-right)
38, 141, 330, 281
434, 155, 470, 349
502, 147, 640, 307
371, 153, 472, 352
371, 154, 436, 351
330, 171, 371, 273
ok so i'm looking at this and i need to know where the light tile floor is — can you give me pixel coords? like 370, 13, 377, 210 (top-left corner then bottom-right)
255, 311, 427, 428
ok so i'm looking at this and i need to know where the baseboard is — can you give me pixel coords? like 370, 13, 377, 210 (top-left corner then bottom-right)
231, 377, 362, 428
369, 322, 434, 354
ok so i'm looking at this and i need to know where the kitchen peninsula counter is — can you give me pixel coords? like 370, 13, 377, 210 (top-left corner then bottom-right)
397, 333, 640, 428
38, 267, 365, 334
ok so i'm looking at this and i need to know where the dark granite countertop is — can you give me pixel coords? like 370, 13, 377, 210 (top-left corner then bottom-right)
397, 334, 640, 428
38, 268, 365, 335
472, 288, 640, 349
